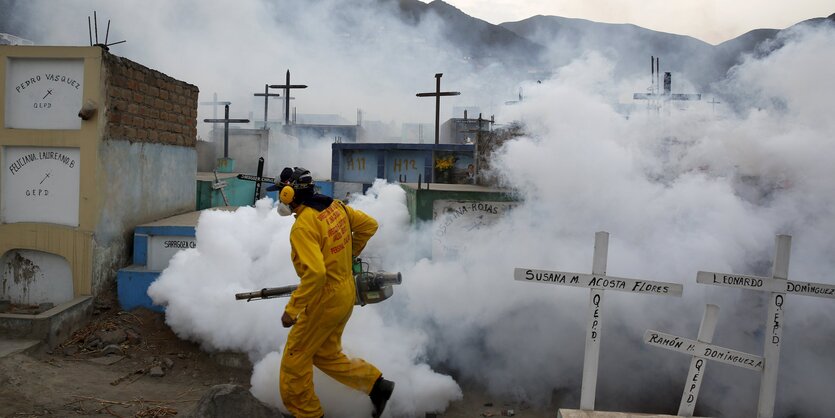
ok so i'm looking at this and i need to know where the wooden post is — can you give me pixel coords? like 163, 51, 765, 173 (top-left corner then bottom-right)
758, 234, 791, 418
678, 304, 719, 416
644, 303, 764, 416
581, 231, 609, 410
695, 234, 835, 417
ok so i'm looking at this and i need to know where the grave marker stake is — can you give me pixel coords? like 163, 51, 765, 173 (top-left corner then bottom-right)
759, 234, 790, 418
695, 234, 835, 418
212, 170, 229, 206
515, 231, 683, 411
253, 157, 265, 203
678, 304, 719, 416
644, 303, 765, 416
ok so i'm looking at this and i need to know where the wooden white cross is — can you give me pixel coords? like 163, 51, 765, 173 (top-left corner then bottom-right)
696, 234, 835, 418
514, 231, 683, 411
644, 304, 764, 416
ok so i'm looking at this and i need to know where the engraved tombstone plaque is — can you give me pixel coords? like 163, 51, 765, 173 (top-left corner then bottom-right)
5, 58, 84, 130
2, 146, 81, 226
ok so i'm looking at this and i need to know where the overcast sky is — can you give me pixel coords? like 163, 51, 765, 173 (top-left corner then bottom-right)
436, 0, 834, 44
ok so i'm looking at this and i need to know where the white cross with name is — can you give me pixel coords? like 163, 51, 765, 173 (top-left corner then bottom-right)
514, 231, 684, 411
696, 234, 835, 418
644, 304, 763, 416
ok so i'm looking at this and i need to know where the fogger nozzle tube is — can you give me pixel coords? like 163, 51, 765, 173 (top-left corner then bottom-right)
235, 284, 298, 300
235, 270, 403, 304
372, 272, 402, 285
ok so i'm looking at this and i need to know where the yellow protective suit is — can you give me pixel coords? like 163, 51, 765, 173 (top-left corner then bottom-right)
280, 200, 382, 418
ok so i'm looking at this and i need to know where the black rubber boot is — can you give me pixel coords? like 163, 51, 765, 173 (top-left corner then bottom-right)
369, 376, 395, 418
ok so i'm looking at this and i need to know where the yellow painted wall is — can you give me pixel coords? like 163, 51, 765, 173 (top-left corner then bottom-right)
0, 46, 104, 297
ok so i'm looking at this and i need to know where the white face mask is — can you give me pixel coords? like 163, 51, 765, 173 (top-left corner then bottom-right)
277, 202, 293, 217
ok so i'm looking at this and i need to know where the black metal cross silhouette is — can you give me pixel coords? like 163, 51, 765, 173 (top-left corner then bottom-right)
269, 70, 307, 125
708, 97, 721, 113
236, 157, 276, 203
203, 104, 250, 159
253, 84, 294, 128
416, 73, 460, 144
199, 93, 231, 130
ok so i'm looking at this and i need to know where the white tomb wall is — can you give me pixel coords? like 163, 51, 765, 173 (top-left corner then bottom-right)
1, 249, 73, 305
147, 235, 196, 271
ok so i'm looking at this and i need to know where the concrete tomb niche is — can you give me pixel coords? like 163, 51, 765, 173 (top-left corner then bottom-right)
1, 249, 73, 311
432, 199, 517, 259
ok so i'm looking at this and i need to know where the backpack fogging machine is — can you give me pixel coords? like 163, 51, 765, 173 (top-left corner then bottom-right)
235, 258, 402, 306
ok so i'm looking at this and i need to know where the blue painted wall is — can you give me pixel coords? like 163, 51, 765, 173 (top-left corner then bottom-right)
332, 143, 474, 184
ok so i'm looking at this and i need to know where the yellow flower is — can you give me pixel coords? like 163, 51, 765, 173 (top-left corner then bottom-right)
435, 155, 456, 170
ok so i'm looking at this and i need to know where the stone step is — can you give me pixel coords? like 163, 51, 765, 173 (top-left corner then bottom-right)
116, 208, 236, 312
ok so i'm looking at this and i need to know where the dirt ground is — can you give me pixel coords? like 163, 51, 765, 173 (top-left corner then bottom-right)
0, 296, 557, 418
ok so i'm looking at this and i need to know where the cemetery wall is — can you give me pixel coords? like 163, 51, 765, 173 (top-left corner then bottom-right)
0, 46, 198, 301
92, 51, 199, 295
102, 52, 198, 146
400, 183, 517, 223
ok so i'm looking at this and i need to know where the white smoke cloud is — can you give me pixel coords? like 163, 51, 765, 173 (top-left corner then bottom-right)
451, 24, 835, 416
11, 1, 835, 416
148, 11, 835, 418
149, 186, 463, 417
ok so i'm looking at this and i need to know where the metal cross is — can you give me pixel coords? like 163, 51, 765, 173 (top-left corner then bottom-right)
203, 104, 250, 159
253, 85, 280, 128
254, 85, 295, 128
417, 73, 461, 145
269, 70, 308, 125
708, 97, 721, 113
199, 93, 231, 131
236, 158, 277, 204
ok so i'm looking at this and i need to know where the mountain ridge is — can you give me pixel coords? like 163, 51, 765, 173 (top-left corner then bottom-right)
391, 1, 834, 92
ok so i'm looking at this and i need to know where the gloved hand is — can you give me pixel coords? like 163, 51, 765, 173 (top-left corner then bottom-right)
281, 311, 296, 328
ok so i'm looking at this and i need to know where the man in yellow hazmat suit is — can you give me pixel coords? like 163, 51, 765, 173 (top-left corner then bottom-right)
267, 167, 394, 418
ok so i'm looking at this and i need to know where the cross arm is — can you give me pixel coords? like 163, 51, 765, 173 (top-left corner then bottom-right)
203, 118, 250, 123
269, 84, 308, 89
416, 92, 461, 97
632, 93, 657, 100
670, 94, 702, 101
